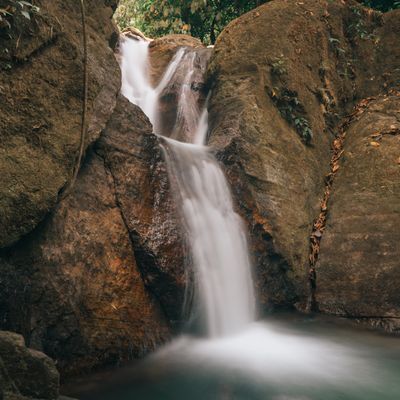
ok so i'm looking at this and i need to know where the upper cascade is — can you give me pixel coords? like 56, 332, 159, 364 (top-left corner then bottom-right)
119, 35, 210, 142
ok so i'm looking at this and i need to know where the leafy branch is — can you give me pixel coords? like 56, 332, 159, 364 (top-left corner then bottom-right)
0, 1, 39, 28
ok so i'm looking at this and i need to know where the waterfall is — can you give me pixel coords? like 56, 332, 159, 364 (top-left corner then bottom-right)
119, 35, 255, 337
69, 34, 396, 400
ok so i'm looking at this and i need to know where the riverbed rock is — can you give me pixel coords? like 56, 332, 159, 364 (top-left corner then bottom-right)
317, 94, 400, 332
0, 331, 59, 400
206, 0, 400, 316
0, 0, 120, 248
0, 98, 172, 377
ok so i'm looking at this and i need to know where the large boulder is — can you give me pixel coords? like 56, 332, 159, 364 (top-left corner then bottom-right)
0, 0, 120, 248
206, 0, 400, 316
317, 93, 400, 332
0, 98, 172, 376
0, 331, 59, 400
97, 95, 186, 325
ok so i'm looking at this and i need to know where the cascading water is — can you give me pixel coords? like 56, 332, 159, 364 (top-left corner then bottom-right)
120, 34, 255, 337
162, 141, 255, 336
120, 36, 186, 134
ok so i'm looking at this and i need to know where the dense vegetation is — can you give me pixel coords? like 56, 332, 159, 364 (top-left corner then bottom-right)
114, 0, 400, 44
114, 0, 266, 44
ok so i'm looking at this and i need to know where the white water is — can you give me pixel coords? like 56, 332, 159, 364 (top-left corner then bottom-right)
117, 36, 389, 399
162, 140, 255, 336
120, 35, 255, 337
120, 36, 185, 134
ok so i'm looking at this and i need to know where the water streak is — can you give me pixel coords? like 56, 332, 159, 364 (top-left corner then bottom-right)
162, 140, 255, 336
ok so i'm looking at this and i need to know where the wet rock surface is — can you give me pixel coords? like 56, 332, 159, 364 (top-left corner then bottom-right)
0, 0, 120, 248
317, 94, 400, 332
148, 35, 211, 140
0, 98, 172, 377
148, 34, 205, 87
0, 331, 59, 400
97, 95, 186, 325
206, 0, 400, 321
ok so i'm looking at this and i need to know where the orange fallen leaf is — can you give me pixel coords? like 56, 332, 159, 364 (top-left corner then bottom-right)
370, 141, 380, 147
333, 139, 341, 149
332, 164, 340, 173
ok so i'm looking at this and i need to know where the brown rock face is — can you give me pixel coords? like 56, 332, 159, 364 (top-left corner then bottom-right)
0, 97, 173, 376
0, 331, 59, 400
0, 0, 120, 248
206, 0, 400, 318
317, 94, 400, 332
97, 96, 186, 324
148, 34, 204, 87
146, 35, 211, 140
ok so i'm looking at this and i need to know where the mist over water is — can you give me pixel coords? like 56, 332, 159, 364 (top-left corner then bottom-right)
83, 35, 400, 400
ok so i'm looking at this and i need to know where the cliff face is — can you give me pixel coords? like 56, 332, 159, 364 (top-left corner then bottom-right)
206, 0, 400, 328
0, 0, 120, 248
0, 0, 174, 380
317, 94, 400, 331
0, 96, 175, 377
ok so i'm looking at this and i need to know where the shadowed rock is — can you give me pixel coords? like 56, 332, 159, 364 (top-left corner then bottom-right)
206, 0, 400, 320
0, 98, 172, 377
0, 331, 59, 400
0, 0, 120, 248
317, 94, 400, 332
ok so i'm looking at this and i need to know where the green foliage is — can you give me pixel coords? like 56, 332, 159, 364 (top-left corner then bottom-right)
271, 56, 287, 76
0, 0, 39, 28
114, 1, 399, 44
359, 0, 400, 11
0, 1, 40, 69
114, 0, 268, 44
294, 117, 313, 144
348, 5, 378, 39
270, 88, 313, 145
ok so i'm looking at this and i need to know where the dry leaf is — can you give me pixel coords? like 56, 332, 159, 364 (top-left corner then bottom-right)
332, 164, 340, 173
370, 141, 380, 147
